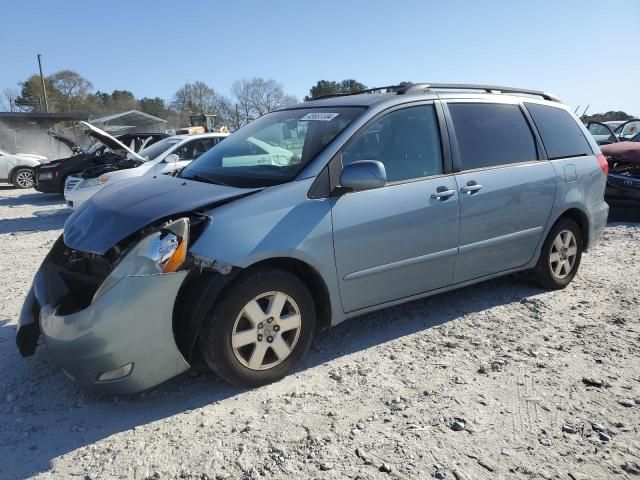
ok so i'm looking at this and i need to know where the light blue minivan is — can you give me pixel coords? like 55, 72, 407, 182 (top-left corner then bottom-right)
17, 83, 609, 393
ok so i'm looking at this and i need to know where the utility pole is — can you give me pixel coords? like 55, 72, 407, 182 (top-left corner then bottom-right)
37, 54, 50, 113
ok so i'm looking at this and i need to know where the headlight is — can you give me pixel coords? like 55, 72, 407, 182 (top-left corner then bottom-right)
93, 217, 189, 300
78, 176, 109, 189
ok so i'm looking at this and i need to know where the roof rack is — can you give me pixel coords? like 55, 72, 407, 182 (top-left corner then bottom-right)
396, 83, 561, 102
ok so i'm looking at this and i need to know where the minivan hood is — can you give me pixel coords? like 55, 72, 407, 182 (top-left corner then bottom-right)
64, 174, 260, 255
80, 121, 145, 162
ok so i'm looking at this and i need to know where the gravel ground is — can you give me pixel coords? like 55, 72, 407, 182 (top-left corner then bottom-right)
0, 187, 639, 480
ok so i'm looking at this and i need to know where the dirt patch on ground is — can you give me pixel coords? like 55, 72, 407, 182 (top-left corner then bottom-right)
0, 187, 638, 479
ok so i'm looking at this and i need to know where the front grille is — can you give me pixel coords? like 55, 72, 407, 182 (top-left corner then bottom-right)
64, 177, 81, 192
43, 236, 116, 315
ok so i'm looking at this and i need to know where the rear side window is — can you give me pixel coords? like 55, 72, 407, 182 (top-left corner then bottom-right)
525, 103, 593, 159
448, 103, 538, 170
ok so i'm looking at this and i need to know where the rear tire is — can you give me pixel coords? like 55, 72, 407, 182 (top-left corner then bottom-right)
198, 268, 316, 387
531, 218, 583, 290
11, 168, 34, 189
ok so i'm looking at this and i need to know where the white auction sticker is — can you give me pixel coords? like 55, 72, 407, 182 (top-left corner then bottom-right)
301, 112, 340, 121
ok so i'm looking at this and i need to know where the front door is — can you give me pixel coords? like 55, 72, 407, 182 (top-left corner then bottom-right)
445, 101, 557, 282
331, 104, 460, 313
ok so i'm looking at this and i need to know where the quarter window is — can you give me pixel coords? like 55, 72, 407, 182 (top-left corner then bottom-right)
525, 103, 592, 159
342, 105, 443, 182
448, 103, 538, 170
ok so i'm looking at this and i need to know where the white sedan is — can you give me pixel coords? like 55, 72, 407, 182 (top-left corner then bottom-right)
64, 132, 228, 209
0, 149, 47, 189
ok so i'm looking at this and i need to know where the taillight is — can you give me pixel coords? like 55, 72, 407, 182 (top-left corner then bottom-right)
596, 154, 609, 175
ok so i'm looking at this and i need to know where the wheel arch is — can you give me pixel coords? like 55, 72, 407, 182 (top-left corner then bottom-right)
173, 256, 333, 362
9, 165, 34, 183
555, 207, 590, 250
245, 257, 332, 331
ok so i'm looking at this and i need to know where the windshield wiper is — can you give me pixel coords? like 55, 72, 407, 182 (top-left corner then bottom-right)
183, 174, 231, 187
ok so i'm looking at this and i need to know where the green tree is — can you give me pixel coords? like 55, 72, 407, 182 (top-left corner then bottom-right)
108, 90, 137, 113
14, 74, 60, 112
139, 97, 168, 118
304, 79, 367, 101
581, 111, 635, 123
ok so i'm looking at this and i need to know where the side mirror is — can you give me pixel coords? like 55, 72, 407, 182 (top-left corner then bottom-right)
339, 160, 387, 192
164, 153, 179, 163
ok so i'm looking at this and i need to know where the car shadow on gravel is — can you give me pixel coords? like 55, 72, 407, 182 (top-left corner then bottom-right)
0, 274, 545, 479
0, 209, 71, 235
0, 188, 64, 208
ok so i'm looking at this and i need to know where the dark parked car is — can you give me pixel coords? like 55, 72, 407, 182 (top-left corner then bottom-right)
34, 123, 168, 194
601, 141, 640, 201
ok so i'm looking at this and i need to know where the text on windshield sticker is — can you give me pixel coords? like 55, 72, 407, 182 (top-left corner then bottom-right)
301, 112, 340, 121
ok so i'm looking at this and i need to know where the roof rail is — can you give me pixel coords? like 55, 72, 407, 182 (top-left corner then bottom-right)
312, 85, 404, 100
396, 83, 561, 103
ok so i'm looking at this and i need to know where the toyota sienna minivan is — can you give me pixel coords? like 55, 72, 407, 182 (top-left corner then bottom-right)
17, 83, 609, 394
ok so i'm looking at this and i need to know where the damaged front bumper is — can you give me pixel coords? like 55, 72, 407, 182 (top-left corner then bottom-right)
17, 264, 191, 395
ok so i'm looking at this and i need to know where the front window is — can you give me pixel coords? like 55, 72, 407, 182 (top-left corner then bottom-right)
342, 105, 443, 182
138, 137, 182, 161
181, 107, 365, 188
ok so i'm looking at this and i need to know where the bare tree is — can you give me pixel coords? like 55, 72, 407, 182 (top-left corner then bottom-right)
214, 95, 244, 131
231, 78, 297, 121
49, 70, 92, 112
0, 87, 20, 111
171, 81, 219, 114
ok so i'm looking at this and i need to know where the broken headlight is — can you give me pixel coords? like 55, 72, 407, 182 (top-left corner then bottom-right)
93, 217, 189, 300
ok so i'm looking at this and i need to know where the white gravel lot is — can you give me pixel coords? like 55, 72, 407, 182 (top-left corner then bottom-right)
0, 186, 639, 480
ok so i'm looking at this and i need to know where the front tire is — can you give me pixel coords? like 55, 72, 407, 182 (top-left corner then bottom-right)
11, 168, 34, 189
198, 268, 316, 387
531, 218, 583, 290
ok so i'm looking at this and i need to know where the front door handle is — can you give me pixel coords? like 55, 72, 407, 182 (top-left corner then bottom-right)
431, 186, 456, 200
460, 181, 483, 194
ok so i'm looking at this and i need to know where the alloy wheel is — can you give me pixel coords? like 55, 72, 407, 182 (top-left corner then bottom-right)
231, 291, 302, 370
14, 170, 34, 188
549, 229, 578, 279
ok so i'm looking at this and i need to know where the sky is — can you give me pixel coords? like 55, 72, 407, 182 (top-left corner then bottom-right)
1, 0, 639, 116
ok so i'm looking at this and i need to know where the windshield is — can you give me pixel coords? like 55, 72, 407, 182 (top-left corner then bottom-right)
137, 137, 182, 161
181, 107, 365, 188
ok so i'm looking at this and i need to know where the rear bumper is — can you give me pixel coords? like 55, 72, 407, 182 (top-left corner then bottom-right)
587, 199, 609, 250
606, 185, 640, 201
18, 265, 191, 395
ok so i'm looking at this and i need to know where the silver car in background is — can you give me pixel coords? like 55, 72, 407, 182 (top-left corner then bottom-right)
17, 83, 609, 394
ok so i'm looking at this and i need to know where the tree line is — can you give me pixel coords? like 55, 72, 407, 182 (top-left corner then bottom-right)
1, 70, 380, 131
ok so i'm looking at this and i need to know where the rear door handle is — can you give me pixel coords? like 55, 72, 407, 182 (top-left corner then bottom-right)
431, 187, 456, 200
460, 182, 483, 194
